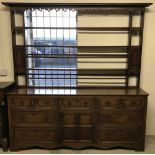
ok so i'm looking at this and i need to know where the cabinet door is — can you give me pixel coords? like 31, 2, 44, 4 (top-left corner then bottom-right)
61, 113, 94, 143
60, 97, 95, 144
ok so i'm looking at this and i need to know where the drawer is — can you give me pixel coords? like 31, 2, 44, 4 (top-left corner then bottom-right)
98, 127, 142, 142
61, 98, 94, 110
99, 96, 144, 110
98, 111, 143, 126
121, 96, 145, 109
35, 97, 57, 110
12, 128, 57, 143
10, 97, 33, 109
10, 96, 57, 110
98, 96, 119, 110
11, 111, 57, 127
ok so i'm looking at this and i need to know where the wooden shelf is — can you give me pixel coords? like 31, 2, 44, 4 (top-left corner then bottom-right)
23, 45, 138, 49
8, 3, 151, 88
2, 2, 152, 8
3, 3, 151, 152
14, 26, 141, 32
27, 53, 127, 58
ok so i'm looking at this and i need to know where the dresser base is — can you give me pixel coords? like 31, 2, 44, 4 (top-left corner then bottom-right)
7, 88, 148, 152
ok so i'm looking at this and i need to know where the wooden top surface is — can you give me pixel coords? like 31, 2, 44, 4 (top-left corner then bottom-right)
2, 2, 153, 8
7, 88, 149, 96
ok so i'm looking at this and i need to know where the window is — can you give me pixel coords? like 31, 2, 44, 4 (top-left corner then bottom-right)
24, 9, 77, 87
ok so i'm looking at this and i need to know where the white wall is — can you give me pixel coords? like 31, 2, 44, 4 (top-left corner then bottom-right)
0, 0, 155, 135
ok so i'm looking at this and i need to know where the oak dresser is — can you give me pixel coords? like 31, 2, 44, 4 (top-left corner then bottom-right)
1, 2, 152, 152
7, 88, 148, 151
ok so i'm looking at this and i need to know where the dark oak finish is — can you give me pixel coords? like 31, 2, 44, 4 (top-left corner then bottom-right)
2, 3, 152, 8
0, 2, 151, 152
1, 2, 152, 88
14, 45, 26, 74
0, 82, 14, 151
7, 88, 148, 151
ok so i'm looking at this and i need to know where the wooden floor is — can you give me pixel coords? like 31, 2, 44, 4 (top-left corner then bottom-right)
1, 136, 155, 154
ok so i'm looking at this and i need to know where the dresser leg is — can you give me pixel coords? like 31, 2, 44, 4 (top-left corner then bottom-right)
135, 143, 145, 151
1, 138, 8, 152
135, 148, 145, 151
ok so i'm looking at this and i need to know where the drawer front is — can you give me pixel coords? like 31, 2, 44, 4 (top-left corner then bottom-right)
98, 127, 142, 142
99, 96, 144, 110
99, 111, 143, 125
12, 128, 57, 143
121, 97, 145, 109
11, 111, 57, 127
36, 97, 57, 110
98, 96, 119, 110
61, 98, 94, 110
10, 97, 33, 109
10, 96, 57, 110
